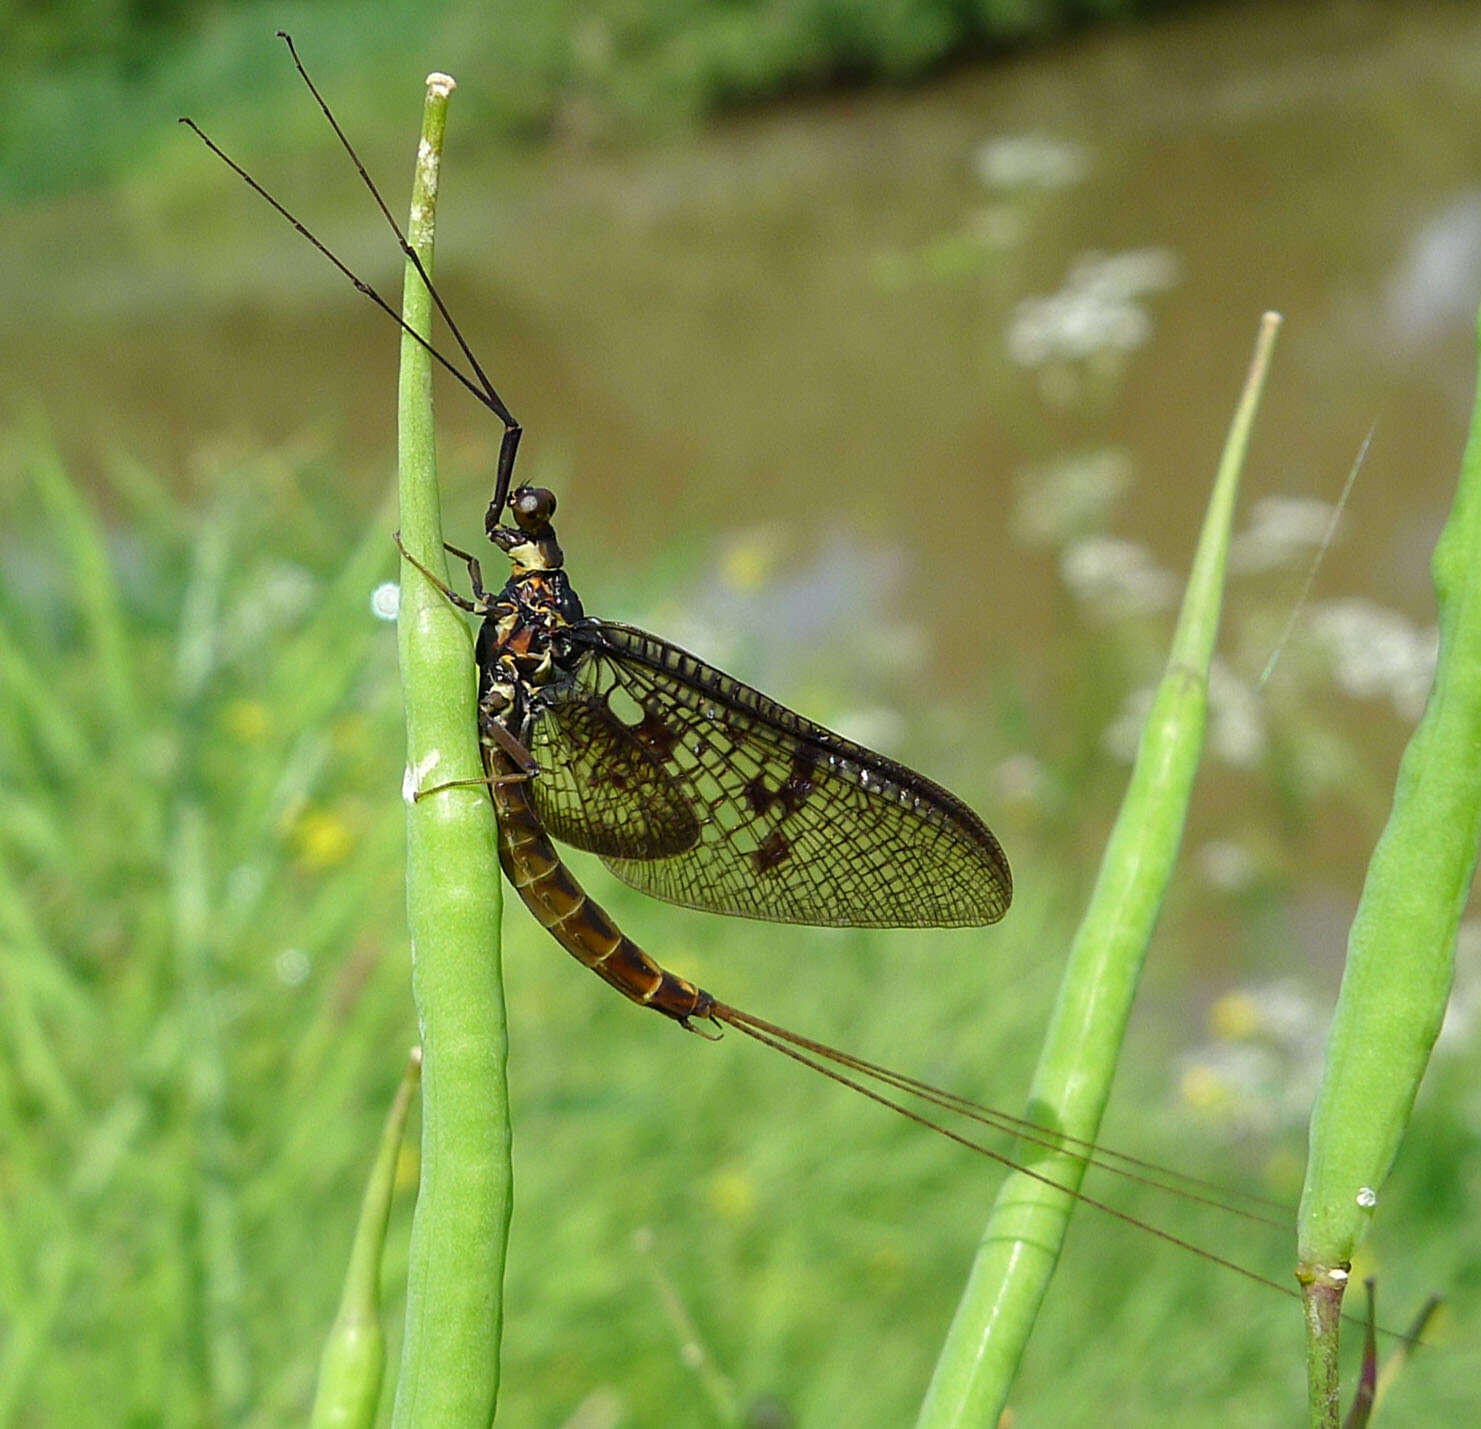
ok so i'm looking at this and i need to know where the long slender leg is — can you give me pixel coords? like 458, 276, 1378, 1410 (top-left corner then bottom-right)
414, 722, 540, 801
485, 719, 540, 774
413, 769, 530, 802
393, 531, 480, 612
442, 541, 489, 601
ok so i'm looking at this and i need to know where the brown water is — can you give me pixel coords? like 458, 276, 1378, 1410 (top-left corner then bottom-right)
13, 6, 1478, 610
8, 0, 1481, 970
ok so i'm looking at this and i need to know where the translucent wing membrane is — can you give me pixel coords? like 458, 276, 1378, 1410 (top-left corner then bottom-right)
526, 686, 701, 858
529, 621, 1012, 927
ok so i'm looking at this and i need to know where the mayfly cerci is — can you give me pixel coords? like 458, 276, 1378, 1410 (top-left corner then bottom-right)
179, 36, 1297, 1298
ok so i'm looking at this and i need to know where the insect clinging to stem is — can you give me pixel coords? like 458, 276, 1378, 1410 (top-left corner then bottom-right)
179, 34, 1314, 1312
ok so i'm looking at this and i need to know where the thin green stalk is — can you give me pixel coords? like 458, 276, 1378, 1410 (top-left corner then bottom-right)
312, 1049, 423, 1429
27, 430, 139, 741
0, 1235, 74, 1424
917, 313, 1282, 1427
174, 802, 250, 1420
1373, 1294, 1442, 1413
0, 618, 92, 778
390, 72, 512, 1428
1296, 316, 1481, 1423
0, 853, 84, 1128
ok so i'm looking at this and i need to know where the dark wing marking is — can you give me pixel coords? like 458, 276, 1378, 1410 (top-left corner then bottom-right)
547, 620, 1011, 928
525, 683, 701, 858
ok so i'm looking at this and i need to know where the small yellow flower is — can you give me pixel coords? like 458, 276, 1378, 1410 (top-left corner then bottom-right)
223, 699, 271, 742
1209, 991, 1260, 1041
720, 533, 775, 592
292, 808, 354, 869
707, 1166, 756, 1223
1179, 1062, 1228, 1112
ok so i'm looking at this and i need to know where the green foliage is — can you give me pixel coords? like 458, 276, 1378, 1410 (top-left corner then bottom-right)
310, 1050, 420, 1429
1296, 323, 1481, 1424
9, 12, 1481, 1417
920, 316, 1280, 1425
6, 0, 1182, 202
3, 415, 1479, 1422
0, 430, 410, 1424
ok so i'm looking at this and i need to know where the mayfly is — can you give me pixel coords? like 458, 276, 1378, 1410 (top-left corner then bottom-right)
180, 36, 1300, 1298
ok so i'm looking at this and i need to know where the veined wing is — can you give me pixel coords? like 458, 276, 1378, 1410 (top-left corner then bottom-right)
524, 679, 701, 859
538, 620, 1011, 928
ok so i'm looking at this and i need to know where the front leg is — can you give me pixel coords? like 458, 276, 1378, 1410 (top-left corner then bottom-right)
409, 722, 541, 802
411, 768, 532, 801
483, 717, 540, 777
393, 530, 480, 612
442, 541, 489, 602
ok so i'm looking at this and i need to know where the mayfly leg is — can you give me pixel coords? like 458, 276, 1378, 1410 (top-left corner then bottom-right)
392, 531, 481, 611
389, 535, 535, 798
411, 725, 540, 803
440, 541, 490, 602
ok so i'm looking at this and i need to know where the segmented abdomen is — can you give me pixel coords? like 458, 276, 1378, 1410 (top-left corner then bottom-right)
488, 744, 714, 1025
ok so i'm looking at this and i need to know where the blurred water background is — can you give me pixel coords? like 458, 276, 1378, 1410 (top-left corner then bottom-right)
3, 1, 1481, 1424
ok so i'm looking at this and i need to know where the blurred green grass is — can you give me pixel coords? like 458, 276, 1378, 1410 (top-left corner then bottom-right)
5, 2, 1481, 1421
4, 0, 1180, 203
3, 426, 1477, 1426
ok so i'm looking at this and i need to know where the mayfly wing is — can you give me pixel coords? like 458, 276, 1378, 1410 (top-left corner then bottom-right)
528, 620, 1012, 927
520, 676, 701, 858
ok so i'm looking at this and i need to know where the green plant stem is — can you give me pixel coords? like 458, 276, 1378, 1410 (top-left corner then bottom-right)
312, 1049, 423, 1429
917, 313, 1282, 1428
1296, 316, 1481, 1424
390, 72, 512, 1428
1303, 1271, 1344, 1428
